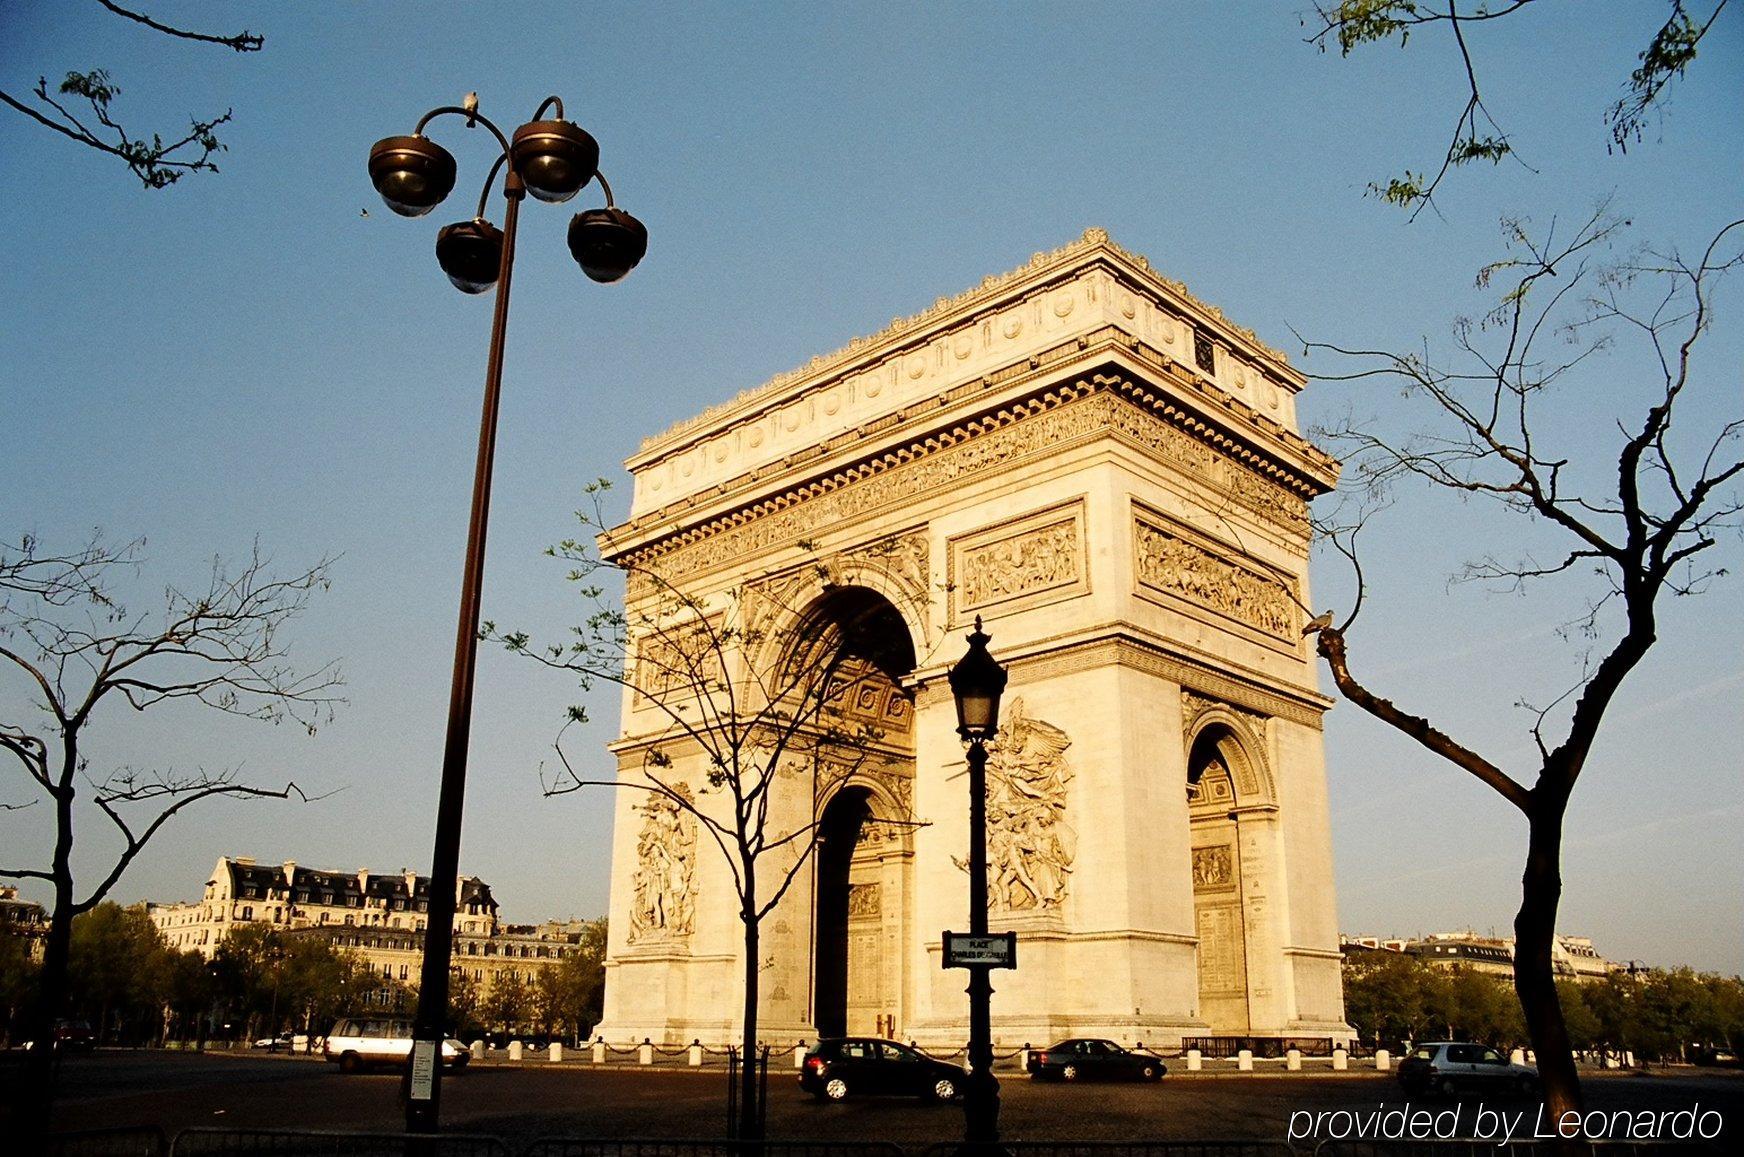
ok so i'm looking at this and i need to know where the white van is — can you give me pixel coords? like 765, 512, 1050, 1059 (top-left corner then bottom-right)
323, 1018, 469, 1073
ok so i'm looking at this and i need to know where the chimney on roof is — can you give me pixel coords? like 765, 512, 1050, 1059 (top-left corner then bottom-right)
282, 861, 296, 888
234, 856, 256, 865
357, 869, 369, 893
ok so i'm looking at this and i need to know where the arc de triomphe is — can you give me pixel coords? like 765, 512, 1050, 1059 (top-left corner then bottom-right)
592, 229, 1349, 1049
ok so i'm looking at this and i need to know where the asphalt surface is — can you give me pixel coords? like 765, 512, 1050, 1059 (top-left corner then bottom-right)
26, 1051, 1744, 1146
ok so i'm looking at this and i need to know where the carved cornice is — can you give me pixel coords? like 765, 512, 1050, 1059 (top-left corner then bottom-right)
607, 372, 1324, 581
612, 326, 1335, 559
635, 228, 1296, 460
914, 632, 1329, 729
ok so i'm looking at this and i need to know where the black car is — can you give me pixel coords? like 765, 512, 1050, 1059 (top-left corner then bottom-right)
1027, 1038, 1165, 1082
799, 1037, 967, 1102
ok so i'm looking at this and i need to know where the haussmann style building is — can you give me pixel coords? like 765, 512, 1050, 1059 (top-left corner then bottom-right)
593, 230, 1352, 1051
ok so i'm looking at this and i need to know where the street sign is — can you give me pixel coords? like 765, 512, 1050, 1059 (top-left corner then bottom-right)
942, 930, 1017, 969
408, 1039, 437, 1100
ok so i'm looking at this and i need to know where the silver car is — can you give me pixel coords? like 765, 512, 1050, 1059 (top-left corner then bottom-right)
1398, 1041, 1538, 1095
323, 1017, 468, 1073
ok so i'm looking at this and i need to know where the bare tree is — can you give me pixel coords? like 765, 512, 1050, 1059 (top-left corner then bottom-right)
485, 482, 935, 1138
0, 532, 342, 1129
1298, 209, 1742, 1118
0, 1, 263, 190
1305, 0, 1731, 216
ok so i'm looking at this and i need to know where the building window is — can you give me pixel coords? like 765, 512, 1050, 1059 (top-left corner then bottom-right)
1194, 330, 1215, 375
241, 906, 253, 920
344, 914, 354, 925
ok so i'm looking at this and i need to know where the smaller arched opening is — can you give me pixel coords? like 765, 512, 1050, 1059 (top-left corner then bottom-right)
1186, 722, 1256, 1034
812, 786, 873, 1039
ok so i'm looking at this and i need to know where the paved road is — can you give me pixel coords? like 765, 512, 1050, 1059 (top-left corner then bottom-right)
32, 1052, 1743, 1146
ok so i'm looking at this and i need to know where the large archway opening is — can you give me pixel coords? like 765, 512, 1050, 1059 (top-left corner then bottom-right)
1188, 724, 1253, 1034
795, 585, 916, 1041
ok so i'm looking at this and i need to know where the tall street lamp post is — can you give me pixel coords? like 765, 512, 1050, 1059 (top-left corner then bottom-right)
947, 616, 1009, 1155
367, 94, 647, 1134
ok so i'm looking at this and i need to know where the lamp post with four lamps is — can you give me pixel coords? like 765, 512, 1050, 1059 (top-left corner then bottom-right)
366, 93, 647, 1134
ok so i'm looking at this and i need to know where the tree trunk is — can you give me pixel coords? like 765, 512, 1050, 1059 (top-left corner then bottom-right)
738, 897, 762, 1141
17, 890, 75, 1140
1516, 798, 1582, 1124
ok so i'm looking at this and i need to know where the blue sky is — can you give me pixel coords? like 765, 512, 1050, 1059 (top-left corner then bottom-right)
2, 2, 1739, 972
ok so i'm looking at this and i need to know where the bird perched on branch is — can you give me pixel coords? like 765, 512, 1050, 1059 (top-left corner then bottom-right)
463, 91, 479, 126
1301, 611, 1335, 636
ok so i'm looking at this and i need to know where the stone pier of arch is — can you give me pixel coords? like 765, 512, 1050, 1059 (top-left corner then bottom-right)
590, 230, 1353, 1051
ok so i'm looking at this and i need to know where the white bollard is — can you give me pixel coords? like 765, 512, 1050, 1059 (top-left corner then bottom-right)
1511, 1047, 1526, 1066
592, 1039, 606, 1064
1237, 1048, 1254, 1071
690, 1042, 703, 1067
470, 1040, 485, 1061
549, 1042, 563, 1063
1286, 1048, 1301, 1071
1623, 1050, 1634, 1068
1375, 1049, 1391, 1071
507, 1040, 523, 1061
638, 1040, 653, 1065
794, 1041, 807, 1068
1187, 1048, 1202, 1071
1333, 1048, 1348, 1071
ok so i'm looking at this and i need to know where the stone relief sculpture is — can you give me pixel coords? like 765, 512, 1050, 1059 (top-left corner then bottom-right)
846, 882, 882, 918
1192, 845, 1234, 890
983, 697, 1076, 912
627, 785, 697, 944
1135, 519, 1296, 638
959, 519, 1079, 610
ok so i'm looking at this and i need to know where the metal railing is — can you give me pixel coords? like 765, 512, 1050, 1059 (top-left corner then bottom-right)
523, 1143, 909, 1157
923, 1144, 1296, 1157
1314, 1141, 1725, 1157
1182, 1038, 1338, 1060
44, 1132, 1723, 1157
45, 1127, 168, 1156
168, 1128, 514, 1155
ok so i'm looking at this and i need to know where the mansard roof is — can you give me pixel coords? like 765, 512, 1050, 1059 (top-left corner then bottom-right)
219, 857, 496, 910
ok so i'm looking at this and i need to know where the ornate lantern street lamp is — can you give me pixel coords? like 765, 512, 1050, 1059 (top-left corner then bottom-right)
947, 617, 1009, 1153
367, 94, 646, 1134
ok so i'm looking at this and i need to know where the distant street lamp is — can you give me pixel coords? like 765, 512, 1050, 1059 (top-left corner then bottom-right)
367, 93, 646, 1135
266, 942, 285, 1048
947, 616, 1009, 1154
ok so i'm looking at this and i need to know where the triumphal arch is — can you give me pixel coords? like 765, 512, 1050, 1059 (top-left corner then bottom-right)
593, 230, 1349, 1049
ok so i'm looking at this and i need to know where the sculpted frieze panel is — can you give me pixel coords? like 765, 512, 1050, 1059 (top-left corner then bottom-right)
960, 519, 1078, 611
1133, 515, 1297, 640
950, 501, 1087, 620
627, 785, 697, 944
1192, 845, 1235, 891
627, 389, 1308, 591
846, 882, 882, 917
